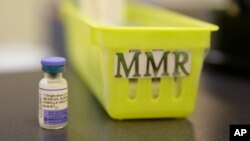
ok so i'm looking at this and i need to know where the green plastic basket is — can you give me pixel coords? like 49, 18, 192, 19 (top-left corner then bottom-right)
60, 1, 218, 119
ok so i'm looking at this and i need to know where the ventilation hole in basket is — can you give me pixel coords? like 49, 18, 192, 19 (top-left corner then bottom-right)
129, 78, 138, 100
151, 78, 160, 99
173, 77, 183, 98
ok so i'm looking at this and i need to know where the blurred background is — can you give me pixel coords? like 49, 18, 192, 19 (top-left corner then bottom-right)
2, 1, 250, 141
1, 0, 250, 74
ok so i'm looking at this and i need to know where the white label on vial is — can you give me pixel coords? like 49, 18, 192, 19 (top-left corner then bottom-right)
39, 87, 68, 125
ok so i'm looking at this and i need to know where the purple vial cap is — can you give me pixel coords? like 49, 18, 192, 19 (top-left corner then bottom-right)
41, 57, 66, 66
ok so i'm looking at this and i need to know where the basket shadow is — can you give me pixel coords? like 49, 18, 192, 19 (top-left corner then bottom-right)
66, 68, 196, 141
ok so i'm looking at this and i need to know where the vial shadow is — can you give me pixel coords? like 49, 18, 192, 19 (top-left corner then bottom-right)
38, 128, 67, 141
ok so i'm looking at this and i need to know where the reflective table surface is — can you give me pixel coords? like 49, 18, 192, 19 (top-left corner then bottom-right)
0, 67, 250, 141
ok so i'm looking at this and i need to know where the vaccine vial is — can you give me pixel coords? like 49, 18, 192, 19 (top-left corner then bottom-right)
39, 57, 68, 129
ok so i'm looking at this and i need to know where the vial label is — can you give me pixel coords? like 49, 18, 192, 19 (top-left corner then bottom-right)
39, 87, 68, 125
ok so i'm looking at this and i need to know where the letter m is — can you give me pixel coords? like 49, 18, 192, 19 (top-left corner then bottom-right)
144, 51, 170, 77
115, 52, 141, 78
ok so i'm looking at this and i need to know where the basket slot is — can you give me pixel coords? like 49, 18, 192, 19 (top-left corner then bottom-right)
128, 78, 138, 100
151, 78, 160, 99
173, 77, 183, 98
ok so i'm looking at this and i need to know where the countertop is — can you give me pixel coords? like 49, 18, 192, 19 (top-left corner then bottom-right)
0, 66, 250, 141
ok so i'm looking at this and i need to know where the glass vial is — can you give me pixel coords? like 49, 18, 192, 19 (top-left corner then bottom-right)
39, 57, 68, 129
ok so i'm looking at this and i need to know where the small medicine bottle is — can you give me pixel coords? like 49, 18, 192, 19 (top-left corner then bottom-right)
39, 57, 68, 129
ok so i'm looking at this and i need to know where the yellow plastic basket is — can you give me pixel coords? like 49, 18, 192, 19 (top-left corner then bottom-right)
60, 1, 218, 119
